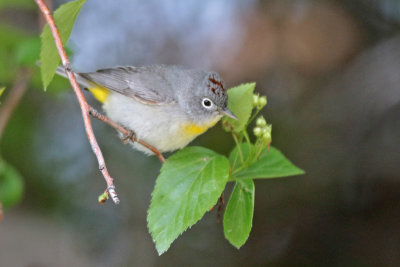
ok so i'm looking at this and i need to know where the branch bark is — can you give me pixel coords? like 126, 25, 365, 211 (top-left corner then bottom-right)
35, 0, 120, 204
0, 68, 32, 141
35, 0, 166, 204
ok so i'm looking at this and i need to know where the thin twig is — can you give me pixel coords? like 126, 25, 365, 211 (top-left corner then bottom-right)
38, 0, 52, 29
0, 68, 32, 141
209, 193, 225, 223
35, 0, 120, 204
35, 0, 166, 204
217, 193, 225, 223
88, 107, 165, 163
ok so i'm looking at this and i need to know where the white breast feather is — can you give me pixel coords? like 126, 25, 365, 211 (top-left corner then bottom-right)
103, 93, 196, 154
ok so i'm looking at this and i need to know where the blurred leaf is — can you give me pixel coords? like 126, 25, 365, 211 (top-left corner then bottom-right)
0, 86, 4, 105
223, 179, 254, 249
15, 37, 40, 66
233, 146, 305, 180
0, 0, 35, 9
0, 24, 27, 48
40, 0, 86, 90
0, 25, 27, 83
229, 142, 255, 172
148, 147, 229, 255
0, 48, 17, 83
222, 83, 255, 132
0, 158, 24, 209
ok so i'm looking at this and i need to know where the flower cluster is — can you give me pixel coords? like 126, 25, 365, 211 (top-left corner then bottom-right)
252, 94, 267, 110
253, 116, 271, 143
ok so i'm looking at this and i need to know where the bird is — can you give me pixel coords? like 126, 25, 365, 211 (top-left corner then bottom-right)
56, 64, 236, 154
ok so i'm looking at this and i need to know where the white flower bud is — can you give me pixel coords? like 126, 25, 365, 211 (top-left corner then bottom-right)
253, 127, 263, 137
253, 94, 260, 107
257, 96, 267, 108
262, 127, 268, 134
256, 116, 266, 127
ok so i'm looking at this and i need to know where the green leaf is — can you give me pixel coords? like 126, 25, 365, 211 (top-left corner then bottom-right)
233, 146, 305, 180
0, 87, 5, 98
0, 158, 24, 209
223, 179, 254, 249
40, 0, 86, 90
229, 142, 255, 172
223, 83, 255, 132
148, 147, 230, 255
15, 37, 41, 66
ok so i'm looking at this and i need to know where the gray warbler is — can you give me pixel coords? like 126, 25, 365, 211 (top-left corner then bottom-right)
56, 65, 237, 154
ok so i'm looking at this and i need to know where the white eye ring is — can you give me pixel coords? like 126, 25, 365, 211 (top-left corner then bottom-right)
202, 98, 214, 109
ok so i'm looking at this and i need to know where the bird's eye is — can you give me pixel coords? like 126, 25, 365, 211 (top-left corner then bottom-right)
202, 98, 213, 109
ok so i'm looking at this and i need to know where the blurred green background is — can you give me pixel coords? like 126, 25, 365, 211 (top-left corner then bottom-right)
2, 0, 400, 266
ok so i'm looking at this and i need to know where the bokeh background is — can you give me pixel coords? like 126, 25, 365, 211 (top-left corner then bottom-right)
1, 0, 400, 266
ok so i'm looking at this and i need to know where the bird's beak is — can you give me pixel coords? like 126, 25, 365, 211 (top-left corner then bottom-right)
220, 108, 238, 120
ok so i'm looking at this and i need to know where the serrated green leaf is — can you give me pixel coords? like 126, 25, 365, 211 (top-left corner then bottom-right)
233, 146, 304, 180
229, 142, 255, 172
40, 0, 86, 90
223, 179, 254, 249
222, 83, 255, 132
15, 37, 40, 66
0, 158, 24, 209
147, 147, 229, 255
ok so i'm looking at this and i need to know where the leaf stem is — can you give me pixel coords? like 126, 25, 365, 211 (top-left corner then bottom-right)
231, 163, 248, 176
246, 109, 260, 127
254, 139, 268, 160
243, 129, 251, 144
232, 133, 243, 163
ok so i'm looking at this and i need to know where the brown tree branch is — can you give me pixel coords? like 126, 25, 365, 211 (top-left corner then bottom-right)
35, 0, 120, 204
38, 0, 52, 29
35, 0, 166, 204
0, 68, 32, 141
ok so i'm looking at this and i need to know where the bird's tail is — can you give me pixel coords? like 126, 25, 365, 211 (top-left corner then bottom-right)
55, 65, 92, 88
55, 65, 110, 103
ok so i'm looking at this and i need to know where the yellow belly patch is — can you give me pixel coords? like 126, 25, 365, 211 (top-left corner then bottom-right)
88, 86, 109, 103
183, 117, 220, 136
184, 124, 209, 135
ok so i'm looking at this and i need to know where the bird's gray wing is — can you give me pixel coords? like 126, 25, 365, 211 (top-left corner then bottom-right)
78, 66, 176, 105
